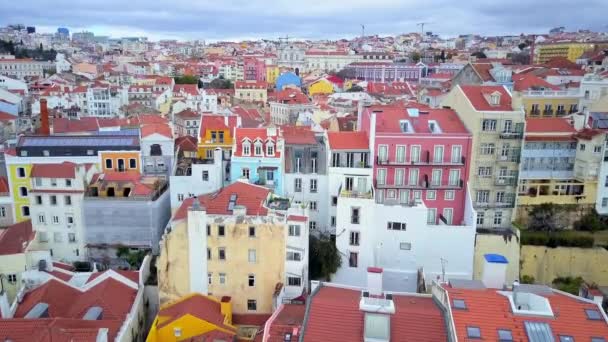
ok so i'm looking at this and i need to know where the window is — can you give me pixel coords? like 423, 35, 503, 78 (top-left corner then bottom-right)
431, 169, 442, 186
427, 208, 437, 224
177, 194, 184, 201
208, 273, 212, 285
289, 225, 301, 236
254, 142, 263, 156
0, 207, 5, 217
207, 248, 211, 259
287, 251, 302, 261
478, 167, 492, 177
247, 300, 257, 311
218, 247, 226, 260
249, 226, 256, 237
248, 274, 255, 287
242, 168, 250, 179
396, 145, 406, 163
65, 179, 72, 187
50, 178, 57, 187
38, 231, 48, 243
580, 144, 586, 151
585, 309, 602, 320
351, 207, 360, 224
17, 167, 26, 178
591, 338, 606, 342
331, 196, 338, 206
445, 190, 455, 200
64, 196, 72, 205
480, 143, 495, 155
68, 233, 76, 243
376, 169, 386, 185
38, 214, 45, 224
602, 198, 608, 208
52, 216, 59, 224
349, 231, 360, 246
498, 329, 513, 341
206, 225, 211, 236
453, 299, 467, 310
345, 177, 354, 191
594, 145, 603, 153
476, 190, 490, 203
309, 221, 317, 230
349, 252, 358, 267
443, 208, 453, 225
248, 249, 257, 263
309, 201, 318, 211
129, 158, 137, 169
331, 216, 336, 227
53, 232, 62, 242
49, 195, 57, 206
22, 206, 30, 217
409, 168, 419, 185
242, 142, 251, 156
411, 146, 421, 163
494, 211, 503, 225
219, 273, 226, 285
7, 274, 17, 283
426, 190, 436, 200
288, 277, 302, 286
294, 178, 302, 192
267, 143, 275, 156
105, 159, 113, 169
558, 336, 574, 342
378, 145, 388, 162
206, 149, 213, 159
433, 145, 444, 163
466, 326, 481, 339
399, 189, 410, 204
218, 225, 225, 236
477, 212, 484, 225
387, 221, 407, 230
310, 179, 317, 193
35, 195, 42, 205
35, 178, 42, 186
66, 215, 74, 225
202, 171, 209, 181
482, 119, 497, 131
496, 191, 505, 203
394, 168, 405, 186
19, 187, 27, 197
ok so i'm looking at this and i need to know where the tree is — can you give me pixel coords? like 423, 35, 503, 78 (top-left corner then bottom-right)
552, 276, 584, 295
174, 75, 199, 84
309, 234, 341, 281
336, 69, 354, 80
347, 85, 364, 92
207, 78, 233, 89
527, 203, 566, 232
410, 51, 421, 63
471, 51, 487, 59
574, 210, 605, 232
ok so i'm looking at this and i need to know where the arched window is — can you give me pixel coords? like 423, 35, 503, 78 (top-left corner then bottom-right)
150, 144, 162, 156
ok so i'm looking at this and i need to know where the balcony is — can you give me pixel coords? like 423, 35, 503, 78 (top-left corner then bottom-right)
523, 89, 581, 97
144, 165, 168, 174
339, 189, 373, 199
495, 175, 518, 186
555, 110, 566, 117
528, 109, 540, 116
542, 110, 554, 117
255, 179, 276, 189
475, 200, 515, 209
499, 131, 523, 139
497, 154, 520, 163
429, 179, 464, 190
378, 154, 466, 166
375, 180, 425, 189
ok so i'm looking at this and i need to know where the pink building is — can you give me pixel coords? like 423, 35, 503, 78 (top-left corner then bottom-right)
360, 102, 473, 225
243, 57, 267, 82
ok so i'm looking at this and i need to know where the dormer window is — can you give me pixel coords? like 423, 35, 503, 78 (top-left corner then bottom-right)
242, 141, 251, 156
254, 141, 263, 156
267, 142, 275, 156
490, 91, 501, 106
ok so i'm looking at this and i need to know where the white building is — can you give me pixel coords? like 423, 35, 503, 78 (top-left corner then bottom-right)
0, 58, 52, 79
85, 84, 129, 117
55, 53, 71, 73
29, 162, 98, 262
0, 75, 28, 94
304, 50, 361, 72
277, 44, 306, 72
580, 73, 608, 112
332, 177, 477, 292
141, 123, 174, 177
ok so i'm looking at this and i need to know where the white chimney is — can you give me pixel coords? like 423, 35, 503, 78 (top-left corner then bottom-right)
366, 267, 383, 297
187, 198, 208, 294
232, 204, 247, 217
481, 254, 508, 289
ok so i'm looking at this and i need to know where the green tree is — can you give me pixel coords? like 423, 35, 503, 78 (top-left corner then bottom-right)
527, 203, 566, 232
410, 51, 421, 63
207, 77, 233, 89
309, 234, 341, 281
574, 210, 605, 232
520, 275, 535, 284
174, 75, 199, 84
347, 85, 364, 92
552, 276, 584, 295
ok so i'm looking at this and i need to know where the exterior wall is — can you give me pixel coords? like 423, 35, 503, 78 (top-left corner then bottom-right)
100, 151, 141, 173
473, 231, 520, 285
284, 173, 328, 231
83, 189, 171, 254
308, 80, 334, 96
266, 66, 280, 85
235, 87, 267, 104
0, 253, 27, 303
514, 91, 580, 117
0, 60, 50, 78
520, 246, 608, 285
197, 128, 233, 159
327, 163, 373, 235
304, 54, 361, 72
8, 163, 33, 222
0, 196, 14, 227
442, 87, 525, 229
535, 43, 594, 64
596, 141, 608, 214
170, 152, 224, 211
158, 220, 191, 304
269, 103, 315, 125
230, 158, 284, 195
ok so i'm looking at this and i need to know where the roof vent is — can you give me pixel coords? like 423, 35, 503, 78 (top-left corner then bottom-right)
82, 306, 103, 320
24, 303, 49, 318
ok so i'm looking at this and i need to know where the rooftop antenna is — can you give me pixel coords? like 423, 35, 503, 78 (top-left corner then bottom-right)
417, 22, 428, 37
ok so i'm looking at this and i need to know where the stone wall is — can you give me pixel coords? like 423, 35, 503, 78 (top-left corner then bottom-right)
473, 229, 521, 284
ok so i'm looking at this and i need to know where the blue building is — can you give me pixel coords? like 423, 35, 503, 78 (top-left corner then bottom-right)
57, 27, 70, 39
230, 127, 284, 195
276, 72, 302, 91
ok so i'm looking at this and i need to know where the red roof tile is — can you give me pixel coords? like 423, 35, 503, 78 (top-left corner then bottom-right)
286, 215, 307, 222
302, 285, 447, 342
543, 57, 581, 70
0, 111, 16, 121
367, 82, 413, 97
173, 84, 200, 96
526, 118, 576, 133
470, 63, 494, 82
86, 270, 139, 284
0, 220, 35, 255
30, 162, 77, 179
157, 294, 237, 334
265, 304, 305, 342
201, 115, 229, 132
141, 123, 173, 139
0, 176, 9, 194
172, 181, 270, 220
367, 103, 469, 134
446, 286, 608, 341
175, 135, 198, 152
233, 128, 281, 158
231, 106, 264, 128
52, 117, 99, 134
233, 313, 271, 326
513, 73, 560, 92
235, 80, 268, 89
0, 318, 123, 342
174, 109, 200, 119
459, 85, 513, 112
281, 126, 317, 145
327, 131, 369, 150
275, 89, 310, 105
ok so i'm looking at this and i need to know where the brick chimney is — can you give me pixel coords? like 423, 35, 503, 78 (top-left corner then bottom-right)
39, 98, 50, 135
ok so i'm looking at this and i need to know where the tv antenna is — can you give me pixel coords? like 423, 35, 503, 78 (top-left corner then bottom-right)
417, 22, 429, 37
361, 24, 365, 38
440, 258, 448, 283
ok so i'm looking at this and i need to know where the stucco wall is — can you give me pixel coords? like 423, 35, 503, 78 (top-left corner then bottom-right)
520, 246, 608, 285
473, 231, 520, 285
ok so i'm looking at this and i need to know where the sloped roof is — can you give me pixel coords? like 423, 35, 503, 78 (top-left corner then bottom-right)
281, 126, 317, 145
175, 135, 198, 152
174, 109, 200, 119
0, 176, 9, 194
543, 57, 581, 70
327, 131, 369, 150
157, 294, 237, 334
265, 304, 305, 341
172, 181, 270, 220
513, 73, 560, 92
30, 162, 77, 179
141, 123, 173, 139
0, 220, 35, 255
459, 85, 513, 112
525, 118, 576, 133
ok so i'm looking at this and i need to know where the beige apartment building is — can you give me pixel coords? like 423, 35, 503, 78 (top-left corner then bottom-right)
443, 85, 525, 229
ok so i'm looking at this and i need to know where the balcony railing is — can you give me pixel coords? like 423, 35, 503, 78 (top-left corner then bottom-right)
555, 110, 566, 116
497, 154, 520, 163
340, 189, 373, 199
494, 176, 518, 186
528, 110, 540, 116
542, 110, 554, 116
523, 89, 581, 97
429, 179, 464, 190
499, 131, 523, 139
377, 155, 466, 166
475, 200, 515, 209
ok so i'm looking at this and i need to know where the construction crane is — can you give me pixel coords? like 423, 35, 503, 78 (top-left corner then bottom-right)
361, 24, 365, 38
417, 22, 428, 37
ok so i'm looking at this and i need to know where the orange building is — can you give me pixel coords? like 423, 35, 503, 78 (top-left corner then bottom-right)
99, 151, 142, 173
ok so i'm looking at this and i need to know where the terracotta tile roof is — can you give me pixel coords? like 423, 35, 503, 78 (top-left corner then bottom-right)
173, 84, 200, 96
0, 176, 9, 194
231, 106, 264, 128
52, 261, 74, 271
174, 109, 200, 119
52, 117, 99, 134
0, 220, 35, 255
141, 123, 173, 139
86, 270, 139, 284
157, 294, 237, 334
233, 128, 281, 157
446, 286, 608, 341
232, 313, 271, 326
201, 115, 229, 132
575, 128, 604, 140
470, 63, 495, 82
327, 131, 369, 150
30, 162, 77, 179
367, 82, 413, 97
0, 111, 16, 121
543, 57, 581, 70
525, 118, 576, 133
265, 304, 305, 341
459, 85, 513, 112
172, 181, 270, 220
281, 126, 317, 145
513, 73, 561, 92
175, 135, 198, 152
286, 215, 308, 222
0, 318, 124, 342
235, 80, 268, 89
275, 89, 310, 105
367, 103, 469, 134
302, 285, 447, 342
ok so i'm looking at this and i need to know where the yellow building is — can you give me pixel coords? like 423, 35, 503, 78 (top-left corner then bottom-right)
308, 78, 334, 96
512, 74, 581, 118
157, 181, 309, 314
100, 151, 142, 173
197, 114, 239, 159
266, 65, 280, 85
234, 80, 268, 104
7, 162, 33, 222
146, 294, 239, 342
516, 118, 598, 219
535, 42, 596, 64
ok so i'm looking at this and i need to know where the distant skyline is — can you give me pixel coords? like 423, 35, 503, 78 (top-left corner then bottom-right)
1, 0, 607, 42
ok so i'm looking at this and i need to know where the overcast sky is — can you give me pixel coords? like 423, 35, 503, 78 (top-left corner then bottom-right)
2, 0, 607, 41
